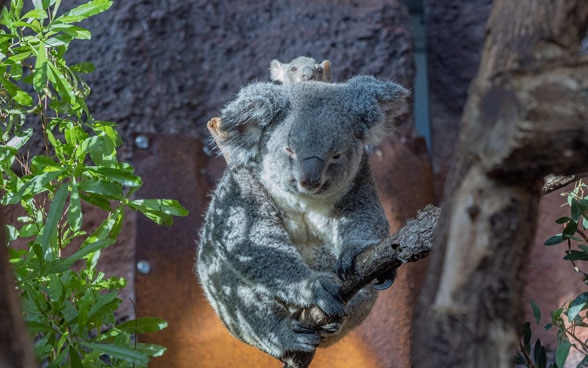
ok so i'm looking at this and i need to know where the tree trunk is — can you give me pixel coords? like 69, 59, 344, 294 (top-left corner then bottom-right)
0, 213, 37, 368
413, 1, 588, 367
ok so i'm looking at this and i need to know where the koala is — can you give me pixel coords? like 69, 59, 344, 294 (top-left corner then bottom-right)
196, 76, 409, 367
270, 56, 331, 84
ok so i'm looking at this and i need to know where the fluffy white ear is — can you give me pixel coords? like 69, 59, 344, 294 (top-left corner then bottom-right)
269, 60, 288, 84
346, 76, 410, 145
219, 82, 289, 166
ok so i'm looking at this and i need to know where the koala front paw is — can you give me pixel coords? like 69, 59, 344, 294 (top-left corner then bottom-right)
310, 275, 345, 318
290, 321, 321, 352
335, 248, 360, 281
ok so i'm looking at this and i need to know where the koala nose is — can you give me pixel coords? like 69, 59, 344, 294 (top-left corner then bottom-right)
300, 157, 325, 191
301, 66, 315, 81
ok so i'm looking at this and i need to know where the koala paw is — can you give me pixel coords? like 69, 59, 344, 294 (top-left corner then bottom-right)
289, 321, 321, 352
310, 275, 345, 318
335, 248, 360, 281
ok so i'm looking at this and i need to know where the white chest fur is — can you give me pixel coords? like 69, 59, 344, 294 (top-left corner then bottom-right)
260, 177, 341, 269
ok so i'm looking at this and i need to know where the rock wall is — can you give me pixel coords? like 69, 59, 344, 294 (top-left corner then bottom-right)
67, 0, 414, 149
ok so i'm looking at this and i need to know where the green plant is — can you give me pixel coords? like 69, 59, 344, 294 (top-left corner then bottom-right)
516, 180, 588, 368
0, 0, 188, 366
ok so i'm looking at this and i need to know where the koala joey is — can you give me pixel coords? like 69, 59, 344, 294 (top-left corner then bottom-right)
196, 76, 409, 367
270, 56, 331, 84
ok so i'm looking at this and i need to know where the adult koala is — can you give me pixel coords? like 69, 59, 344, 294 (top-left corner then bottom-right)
196, 76, 409, 368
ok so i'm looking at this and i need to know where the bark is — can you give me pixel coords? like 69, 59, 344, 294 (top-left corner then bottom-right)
413, 1, 588, 367
0, 213, 37, 368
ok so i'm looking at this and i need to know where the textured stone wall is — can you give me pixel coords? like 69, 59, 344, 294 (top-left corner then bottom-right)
67, 0, 414, 148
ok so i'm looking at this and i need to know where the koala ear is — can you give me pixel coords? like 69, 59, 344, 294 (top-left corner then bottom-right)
219, 82, 288, 166
320, 60, 331, 81
346, 75, 410, 145
269, 59, 287, 84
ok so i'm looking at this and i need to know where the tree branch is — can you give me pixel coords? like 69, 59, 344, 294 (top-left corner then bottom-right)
413, 1, 588, 367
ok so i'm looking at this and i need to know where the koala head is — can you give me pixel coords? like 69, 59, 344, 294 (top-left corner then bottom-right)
270, 56, 332, 84
219, 76, 409, 198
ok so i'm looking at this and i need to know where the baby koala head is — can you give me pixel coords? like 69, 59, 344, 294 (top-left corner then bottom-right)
219, 76, 409, 200
270, 56, 332, 84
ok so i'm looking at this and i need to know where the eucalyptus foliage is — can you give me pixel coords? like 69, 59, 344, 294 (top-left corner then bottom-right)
0, 1, 188, 366
517, 181, 588, 368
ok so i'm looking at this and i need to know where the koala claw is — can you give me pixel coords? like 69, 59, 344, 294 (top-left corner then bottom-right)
335, 250, 357, 281
319, 321, 342, 336
291, 321, 321, 351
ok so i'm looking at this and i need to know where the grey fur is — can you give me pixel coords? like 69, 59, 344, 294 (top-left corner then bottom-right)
196, 76, 409, 363
270, 56, 332, 84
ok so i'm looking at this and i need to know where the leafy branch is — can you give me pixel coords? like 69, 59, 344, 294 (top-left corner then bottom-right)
1, 1, 188, 366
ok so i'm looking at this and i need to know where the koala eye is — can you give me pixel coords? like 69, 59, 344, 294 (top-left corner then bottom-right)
316, 67, 323, 74
332, 152, 343, 161
290, 66, 297, 72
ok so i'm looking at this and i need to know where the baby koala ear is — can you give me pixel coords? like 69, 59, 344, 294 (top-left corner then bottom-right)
346, 75, 410, 145
319, 60, 331, 82
219, 82, 288, 166
269, 59, 287, 84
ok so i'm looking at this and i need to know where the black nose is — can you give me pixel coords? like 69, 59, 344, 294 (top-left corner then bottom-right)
300, 157, 325, 190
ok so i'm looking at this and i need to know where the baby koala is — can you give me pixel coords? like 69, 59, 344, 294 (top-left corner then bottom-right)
270, 56, 331, 84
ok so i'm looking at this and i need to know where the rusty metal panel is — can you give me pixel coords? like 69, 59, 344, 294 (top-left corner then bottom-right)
131, 133, 435, 368
131, 133, 233, 367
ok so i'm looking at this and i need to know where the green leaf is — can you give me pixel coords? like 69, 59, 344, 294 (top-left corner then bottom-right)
70, 61, 95, 74
568, 292, 588, 322
522, 322, 531, 353
22, 9, 48, 20
6, 170, 62, 204
563, 250, 588, 261
544, 234, 565, 246
68, 177, 82, 231
85, 135, 116, 165
87, 291, 120, 323
48, 24, 91, 40
555, 216, 571, 224
555, 342, 571, 368
69, 345, 83, 368
562, 220, 578, 239
33, 43, 48, 93
572, 199, 582, 222
86, 166, 141, 187
79, 178, 122, 199
530, 300, 541, 325
79, 192, 112, 211
47, 61, 75, 103
533, 339, 547, 368
82, 342, 149, 364
32, 0, 50, 10
116, 317, 168, 334
134, 342, 167, 358
68, 238, 114, 263
0, 75, 33, 106
60, 0, 112, 20
40, 184, 68, 255
30, 155, 61, 173
128, 199, 188, 226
